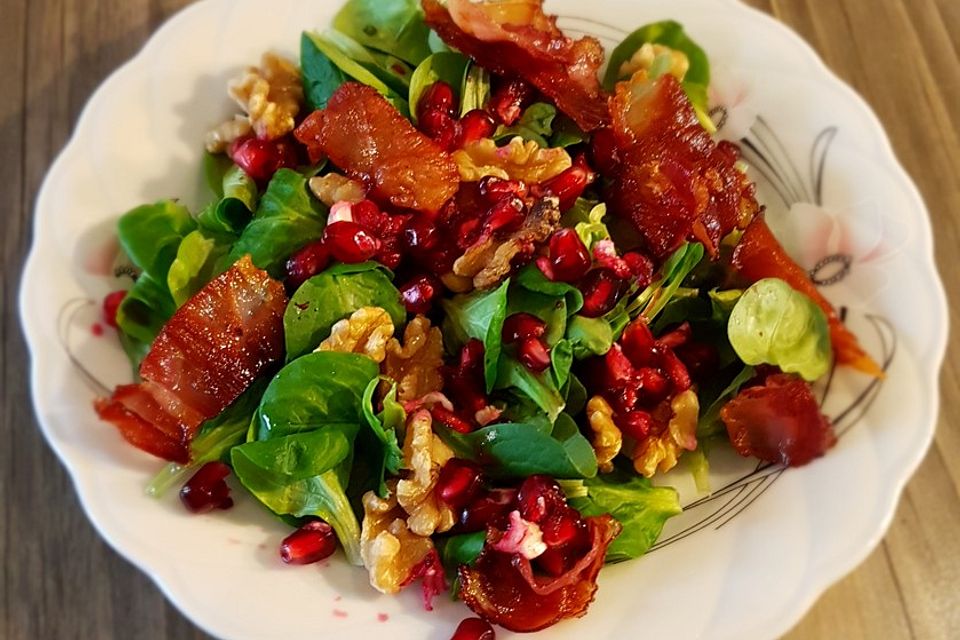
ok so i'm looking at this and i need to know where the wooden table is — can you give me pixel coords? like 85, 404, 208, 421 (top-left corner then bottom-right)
2, 1, 957, 638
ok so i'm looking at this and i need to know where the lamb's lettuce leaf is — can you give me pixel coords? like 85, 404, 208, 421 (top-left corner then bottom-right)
728, 278, 831, 381
570, 469, 681, 563
332, 0, 432, 66
438, 413, 597, 479
408, 52, 470, 123
284, 262, 405, 361
229, 169, 327, 278
442, 280, 510, 393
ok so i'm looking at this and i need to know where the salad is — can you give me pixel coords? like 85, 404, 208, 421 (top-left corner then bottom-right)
93, 0, 883, 637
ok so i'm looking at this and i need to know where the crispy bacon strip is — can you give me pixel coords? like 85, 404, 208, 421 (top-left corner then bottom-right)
605, 72, 759, 258
422, 0, 610, 132
295, 83, 459, 215
733, 215, 883, 377
721, 373, 837, 466
95, 256, 287, 462
458, 515, 620, 632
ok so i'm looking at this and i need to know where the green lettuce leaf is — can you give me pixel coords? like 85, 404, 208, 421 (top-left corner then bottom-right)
494, 102, 556, 147
442, 279, 510, 393
459, 63, 491, 115
255, 351, 379, 440
229, 169, 327, 278
408, 52, 470, 123
728, 278, 832, 381
570, 469, 681, 563
359, 378, 405, 498
284, 262, 405, 360
439, 413, 597, 479
301, 31, 348, 110
332, 0, 432, 66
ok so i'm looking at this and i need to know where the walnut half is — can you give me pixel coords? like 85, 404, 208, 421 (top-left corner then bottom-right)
229, 52, 304, 141
452, 195, 561, 290
317, 306, 395, 363
383, 316, 444, 402
587, 395, 623, 473
360, 488, 435, 595
396, 409, 456, 536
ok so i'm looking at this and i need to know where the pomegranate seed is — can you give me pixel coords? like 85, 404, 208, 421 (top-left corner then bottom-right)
579, 268, 624, 318
541, 508, 585, 548
659, 323, 692, 349
489, 77, 534, 125
436, 459, 483, 509
285, 240, 331, 290
621, 319, 656, 365
621, 410, 655, 440
541, 155, 596, 211
399, 274, 442, 315
478, 175, 528, 203
323, 221, 381, 263
459, 489, 517, 532
451, 617, 496, 640
676, 342, 720, 381
517, 475, 566, 523
403, 216, 441, 253
541, 229, 591, 283
502, 313, 546, 344
636, 367, 670, 400
518, 337, 551, 373
623, 251, 655, 286
102, 290, 126, 328
590, 127, 620, 174
351, 199, 385, 231
660, 349, 692, 392
484, 197, 526, 235
179, 462, 233, 513
432, 406, 474, 434
458, 109, 497, 147
279, 520, 337, 565
535, 547, 569, 577
457, 219, 482, 249
376, 250, 402, 270
420, 108, 459, 151
418, 81, 458, 120
604, 344, 637, 386
230, 136, 298, 184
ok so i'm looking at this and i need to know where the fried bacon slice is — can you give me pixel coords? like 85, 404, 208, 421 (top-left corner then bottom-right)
733, 215, 883, 377
295, 83, 459, 215
422, 0, 610, 132
720, 373, 837, 467
95, 256, 287, 462
605, 72, 759, 259
458, 515, 620, 632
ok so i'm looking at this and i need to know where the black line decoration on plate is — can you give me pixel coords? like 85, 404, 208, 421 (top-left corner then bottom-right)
55, 14, 895, 553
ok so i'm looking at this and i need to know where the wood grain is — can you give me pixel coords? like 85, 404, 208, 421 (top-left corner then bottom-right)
1, 0, 956, 638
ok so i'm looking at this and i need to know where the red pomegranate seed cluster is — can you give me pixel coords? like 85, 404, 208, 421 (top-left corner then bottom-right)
284, 198, 415, 288
439, 340, 494, 429
515, 475, 590, 576
417, 81, 498, 152
229, 135, 300, 184
280, 519, 338, 565
179, 462, 234, 513
587, 319, 695, 441
501, 313, 552, 374
538, 154, 596, 212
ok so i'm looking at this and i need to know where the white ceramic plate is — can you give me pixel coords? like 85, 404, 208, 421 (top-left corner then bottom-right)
20, 0, 948, 638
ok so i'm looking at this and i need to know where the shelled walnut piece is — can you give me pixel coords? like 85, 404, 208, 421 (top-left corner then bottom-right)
452, 195, 561, 290
204, 52, 304, 153
631, 390, 699, 478
360, 488, 436, 595
396, 409, 456, 536
309, 173, 367, 207
453, 136, 571, 183
383, 316, 444, 402
316, 307, 395, 363
587, 395, 623, 473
